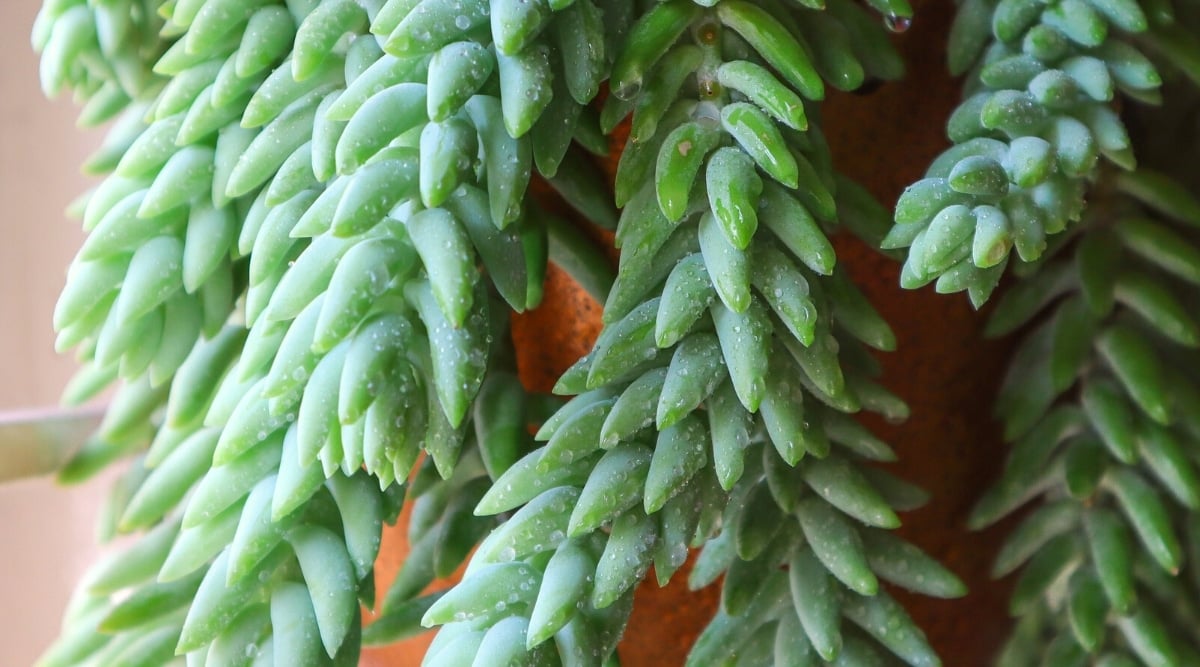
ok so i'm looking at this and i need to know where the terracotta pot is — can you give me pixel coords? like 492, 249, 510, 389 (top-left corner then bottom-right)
363, 2, 1019, 663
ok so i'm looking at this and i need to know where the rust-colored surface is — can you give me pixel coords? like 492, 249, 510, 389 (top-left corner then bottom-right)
365, 1, 1019, 663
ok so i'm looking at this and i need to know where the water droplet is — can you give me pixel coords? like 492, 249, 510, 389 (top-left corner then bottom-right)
612, 80, 641, 101
884, 14, 912, 33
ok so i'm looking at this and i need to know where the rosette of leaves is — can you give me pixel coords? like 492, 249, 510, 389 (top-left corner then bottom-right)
35, 0, 616, 663
882, 0, 1168, 305
413, 2, 969, 665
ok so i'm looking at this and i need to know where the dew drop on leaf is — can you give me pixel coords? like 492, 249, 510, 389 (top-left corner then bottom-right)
884, 14, 912, 33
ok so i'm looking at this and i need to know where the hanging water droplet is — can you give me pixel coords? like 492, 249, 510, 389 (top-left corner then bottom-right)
612, 81, 642, 101
884, 13, 912, 33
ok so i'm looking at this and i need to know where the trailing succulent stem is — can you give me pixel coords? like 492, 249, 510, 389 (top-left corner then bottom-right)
884, 0, 1169, 306
33, 0, 168, 125
417, 2, 968, 666
900, 2, 1200, 666
36, 0, 613, 663
978, 161, 1200, 667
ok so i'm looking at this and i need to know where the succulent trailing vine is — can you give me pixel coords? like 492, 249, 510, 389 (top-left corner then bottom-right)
889, 1, 1200, 666
34, 0, 613, 663
977, 162, 1200, 667
413, 2, 972, 666
883, 0, 1165, 305
25, 0, 1200, 665
33, 0, 168, 121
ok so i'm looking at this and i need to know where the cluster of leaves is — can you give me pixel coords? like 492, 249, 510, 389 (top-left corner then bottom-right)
978, 165, 1200, 667
33, 0, 167, 120
893, 1, 1200, 666
34, 0, 619, 663
413, 1, 974, 666
884, 0, 1169, 305
31, 0, 981, 665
